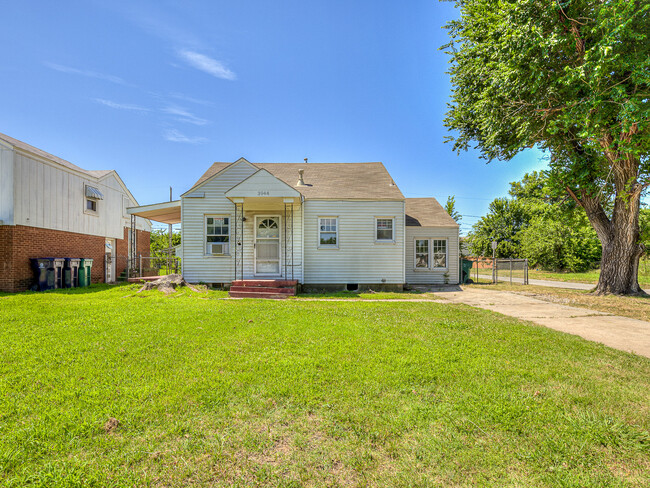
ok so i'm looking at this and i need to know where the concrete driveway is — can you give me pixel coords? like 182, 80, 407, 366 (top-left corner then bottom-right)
434, 286, 650, 359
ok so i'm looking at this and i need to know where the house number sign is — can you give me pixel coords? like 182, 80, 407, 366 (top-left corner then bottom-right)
257, 191, 270, 196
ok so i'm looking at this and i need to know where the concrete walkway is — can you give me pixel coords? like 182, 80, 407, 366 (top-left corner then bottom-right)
435, 286, 650, 359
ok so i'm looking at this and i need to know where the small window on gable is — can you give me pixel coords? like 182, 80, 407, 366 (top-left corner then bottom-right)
319, 217, 338, 247
376, 218, 394, 241
84, 185, 103, 215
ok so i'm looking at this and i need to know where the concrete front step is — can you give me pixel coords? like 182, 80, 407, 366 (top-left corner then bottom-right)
229, 291, 292, 299
231, 280, 298, 288
229, 285, 295, 295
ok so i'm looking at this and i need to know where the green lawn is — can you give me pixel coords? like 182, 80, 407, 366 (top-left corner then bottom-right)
1, 285, 649, 487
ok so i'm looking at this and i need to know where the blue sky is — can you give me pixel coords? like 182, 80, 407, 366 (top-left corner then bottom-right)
0, 0, 547, 234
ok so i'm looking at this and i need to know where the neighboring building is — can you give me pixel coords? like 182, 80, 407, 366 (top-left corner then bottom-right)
0, 132, 151, 292
129, 158, 459, 290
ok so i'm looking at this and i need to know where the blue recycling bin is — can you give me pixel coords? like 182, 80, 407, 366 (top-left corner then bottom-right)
31, 258, 53, 291
64, 258, 81, 288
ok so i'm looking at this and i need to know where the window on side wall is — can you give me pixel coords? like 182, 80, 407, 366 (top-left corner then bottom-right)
206, 216, 230, 255
415, 239, 429, 268
319, 217, 338, 247
432, 239, 447, 268
86, 199, 97, 212
376, 218, 394, 242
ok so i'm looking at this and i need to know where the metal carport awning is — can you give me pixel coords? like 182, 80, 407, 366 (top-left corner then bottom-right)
127, 200, 181, 224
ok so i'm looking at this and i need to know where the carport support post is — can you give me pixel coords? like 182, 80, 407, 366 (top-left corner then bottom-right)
168, 187, 172, 275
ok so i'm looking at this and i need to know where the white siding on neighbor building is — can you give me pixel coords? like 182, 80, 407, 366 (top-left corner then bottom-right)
303, 200, 405, 284
405, 226, 460, 284
9, 150, 149, 238
0, 143, 14, 224
181, 160, 305, 283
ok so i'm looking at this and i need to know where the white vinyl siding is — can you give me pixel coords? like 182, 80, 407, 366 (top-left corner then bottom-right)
405, 226, 460, 284
180, 160, 305, 283
0, 143, 15, 225
304, 200, 404, 284
6, 149, 149, 238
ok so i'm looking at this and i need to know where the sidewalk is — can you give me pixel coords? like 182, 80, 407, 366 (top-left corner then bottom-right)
434, 286, 650, 359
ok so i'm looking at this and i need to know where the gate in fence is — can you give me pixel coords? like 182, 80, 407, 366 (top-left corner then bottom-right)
493, 258, 529, 285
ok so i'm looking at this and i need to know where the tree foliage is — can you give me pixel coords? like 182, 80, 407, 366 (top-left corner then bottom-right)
150, 229, 181, 256
468, 171, 601, 271
445, 196, 462, 224
443, 0, 650, 294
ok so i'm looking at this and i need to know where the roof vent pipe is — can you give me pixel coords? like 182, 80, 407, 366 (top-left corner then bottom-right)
297, 168, 306, 186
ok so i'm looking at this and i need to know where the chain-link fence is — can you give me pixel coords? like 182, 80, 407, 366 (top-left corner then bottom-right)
463, 257, 528, 285
104, 254, 181, 282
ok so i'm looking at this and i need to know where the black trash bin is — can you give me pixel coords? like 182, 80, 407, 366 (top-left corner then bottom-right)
64, 258, 81, 288
31, 258, 54, 291
52, 258, 64, 289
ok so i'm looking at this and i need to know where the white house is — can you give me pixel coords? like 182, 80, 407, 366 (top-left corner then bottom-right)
128, 158, 459, 292
0, 132, 151, 292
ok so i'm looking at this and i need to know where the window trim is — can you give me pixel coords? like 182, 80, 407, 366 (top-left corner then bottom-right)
414, 238, 430, 269
205, 215, 231, 256
375, 217, 395, 243
318, 216, 339, 249
413, 238, 449, 270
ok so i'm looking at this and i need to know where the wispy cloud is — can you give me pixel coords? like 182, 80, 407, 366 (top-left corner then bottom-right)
94, 98, 151, 112
168, 92, 214, 106
163, 129, 207, 144
176, 50, 236, 80
45, 62, 129, 86
161, 106, 209, 125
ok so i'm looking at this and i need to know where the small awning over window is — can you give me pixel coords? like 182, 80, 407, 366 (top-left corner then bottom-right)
85, 186, 104, 200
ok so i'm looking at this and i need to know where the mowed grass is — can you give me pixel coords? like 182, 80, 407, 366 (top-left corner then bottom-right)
1, 285, 649, 487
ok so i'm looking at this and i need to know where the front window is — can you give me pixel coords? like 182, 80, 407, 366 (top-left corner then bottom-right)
415, 239, 429, 268
319, 217, 338, 247
206, 216, 229, 254
432, 239, 447, 268
376, 218, 394, 241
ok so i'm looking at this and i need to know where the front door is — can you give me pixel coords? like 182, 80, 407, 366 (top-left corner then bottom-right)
255, 216, 281, 276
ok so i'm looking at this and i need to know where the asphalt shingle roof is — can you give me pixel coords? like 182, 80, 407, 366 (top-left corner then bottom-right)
190, 160, 405, 200
405, 198, 459, 227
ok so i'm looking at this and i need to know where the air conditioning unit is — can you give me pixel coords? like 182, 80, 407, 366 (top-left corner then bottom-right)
208, 242, 229, 255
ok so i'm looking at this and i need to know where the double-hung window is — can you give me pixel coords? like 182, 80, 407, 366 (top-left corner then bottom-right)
319, 217, 338, 247
415, 239, 429, 267
206, 216, 229, 255
432, 239, 447, 268
376, 218, 394, 242
414, 239, 447, 269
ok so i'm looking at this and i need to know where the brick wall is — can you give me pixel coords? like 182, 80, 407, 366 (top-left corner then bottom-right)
0, 225, 151, 293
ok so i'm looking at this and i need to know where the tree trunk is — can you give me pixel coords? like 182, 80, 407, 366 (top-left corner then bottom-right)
576, 154, 645, 295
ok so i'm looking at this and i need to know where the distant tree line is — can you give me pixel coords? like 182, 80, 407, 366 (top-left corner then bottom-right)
467, 172, 650, 272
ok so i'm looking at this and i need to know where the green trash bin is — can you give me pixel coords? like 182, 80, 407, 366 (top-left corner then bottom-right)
461, 259, 474, 284
78, 258, 94, 287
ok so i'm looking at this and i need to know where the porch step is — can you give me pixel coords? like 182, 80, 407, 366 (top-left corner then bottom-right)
229, 291, 291, 299
231, 280, 298, 288
230, 285, 295, 295
228, 279, 298, 299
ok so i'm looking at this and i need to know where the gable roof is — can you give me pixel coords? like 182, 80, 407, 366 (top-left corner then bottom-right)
0, 131, 111, 179
188, 161, 405, 200
405, 198, 459, 227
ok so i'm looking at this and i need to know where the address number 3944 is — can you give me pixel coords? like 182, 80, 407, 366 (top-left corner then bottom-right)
257, 191, 270, 196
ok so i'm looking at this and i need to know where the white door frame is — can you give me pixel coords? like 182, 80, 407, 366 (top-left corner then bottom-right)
254, 215, 282, 277
105, 238, 116, 283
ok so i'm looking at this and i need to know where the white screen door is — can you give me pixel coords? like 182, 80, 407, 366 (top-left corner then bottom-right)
255, 216, 281, 275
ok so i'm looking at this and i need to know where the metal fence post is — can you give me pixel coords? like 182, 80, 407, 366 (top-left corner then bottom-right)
139, 254, 142, 277
509, 258, 512, 284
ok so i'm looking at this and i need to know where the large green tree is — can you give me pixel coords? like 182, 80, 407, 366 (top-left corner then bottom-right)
443, 0, 649, 294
